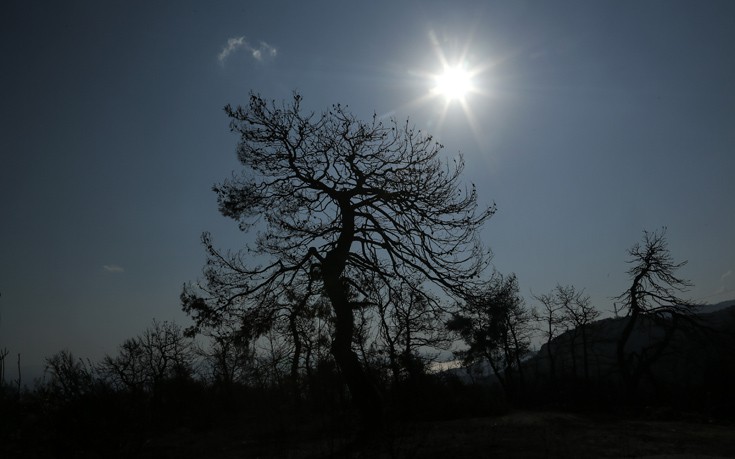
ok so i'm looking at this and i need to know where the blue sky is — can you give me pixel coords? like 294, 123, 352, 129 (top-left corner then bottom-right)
1, 0, 734, 382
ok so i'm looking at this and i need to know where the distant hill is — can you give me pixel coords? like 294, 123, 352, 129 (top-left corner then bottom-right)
694, 298, 735, 315
440, 299, 735, 413
520, 300, 735, 411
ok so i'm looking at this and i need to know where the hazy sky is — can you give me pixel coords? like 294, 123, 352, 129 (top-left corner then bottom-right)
2, 0, 734, 383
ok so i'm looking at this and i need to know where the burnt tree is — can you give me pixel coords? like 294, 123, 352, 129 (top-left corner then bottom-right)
532, 289, 567, 383
182, 93, 494, 426
559, 286, 599, 384
615, 228, 698, 399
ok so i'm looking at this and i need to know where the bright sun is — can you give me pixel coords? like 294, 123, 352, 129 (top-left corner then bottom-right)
393, 30, 493, 132
433, 65, 473, 102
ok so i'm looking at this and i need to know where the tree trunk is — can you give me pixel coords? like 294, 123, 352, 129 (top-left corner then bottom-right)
324, 273, 383, 428
320, 199, 383, 429
618, 273, 644, 398
288, 310, 302, 405
381, 322, 400, 389
617, 308, 639, 397
545, 337, 556, 383
485, 352, 508, 396
581, 325, 590, 385
508, 320, 526, 393
569, 332, 578, 378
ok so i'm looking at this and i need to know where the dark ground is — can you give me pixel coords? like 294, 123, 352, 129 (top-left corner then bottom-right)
4, 407, 734, 458
132, 410, 735, 459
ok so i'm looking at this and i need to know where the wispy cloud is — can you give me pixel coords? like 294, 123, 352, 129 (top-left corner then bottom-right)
714, 269, 734, 296
218, 36, 246, 62
103, 265, 125, 273
218, 36, 277, 64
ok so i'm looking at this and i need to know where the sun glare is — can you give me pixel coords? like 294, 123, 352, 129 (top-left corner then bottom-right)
388, 30, 495, 136
433, 65, 473, 102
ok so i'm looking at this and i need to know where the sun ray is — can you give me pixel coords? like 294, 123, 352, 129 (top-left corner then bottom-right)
379, 29, 498, 137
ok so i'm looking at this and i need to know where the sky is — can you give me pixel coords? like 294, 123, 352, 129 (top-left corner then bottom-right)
1, 0, 734, 384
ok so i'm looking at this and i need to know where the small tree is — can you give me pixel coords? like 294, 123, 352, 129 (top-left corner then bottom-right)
183, 93, 494, 425
535, 285, 599, 382
368, 277, 452, 387
615, 228, 698, 398
195, 321, 256, 394
558, 286, 599, 384
448, 272, 532, 397
0, 347, 8, 386
532, 290, 567, 382
100, 337, 147, 393
101, 320, 194, 396
44, 350, 98, 403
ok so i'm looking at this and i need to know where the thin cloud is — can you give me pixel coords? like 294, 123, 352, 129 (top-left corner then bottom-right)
218, 36, 277, 64
103, 265, 125, 273
252, 41, 277, 60
714, 269, 734, 296
218, 36, 246, 62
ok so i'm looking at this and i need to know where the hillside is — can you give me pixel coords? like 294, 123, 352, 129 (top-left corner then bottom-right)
523, 300, 735, 412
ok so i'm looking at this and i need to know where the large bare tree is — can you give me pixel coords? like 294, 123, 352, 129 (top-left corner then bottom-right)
615, 228, 698, 397
182, 93, 494, 425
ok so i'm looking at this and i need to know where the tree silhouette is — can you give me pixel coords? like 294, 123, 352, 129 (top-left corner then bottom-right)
372, 277, 451, 387
182, 93, 494, 426
100, 320, 194, 396
448, 272, 532, 397
535, 285, 599, 383
532, 289, 567, 382
615, 228, 698, 398
559, 285, 599, 384
44, 350, 98, 402
195, 322, 255, 395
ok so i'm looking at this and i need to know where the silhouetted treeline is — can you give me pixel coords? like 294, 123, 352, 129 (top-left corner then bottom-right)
3, 295, 734, 457
0, 314, 502, 457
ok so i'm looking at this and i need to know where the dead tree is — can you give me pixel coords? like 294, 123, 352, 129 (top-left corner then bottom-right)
532, 290, 567, 382
615, 228, 698, 399
182, 93, 494, 427
559, 286, 599, 384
